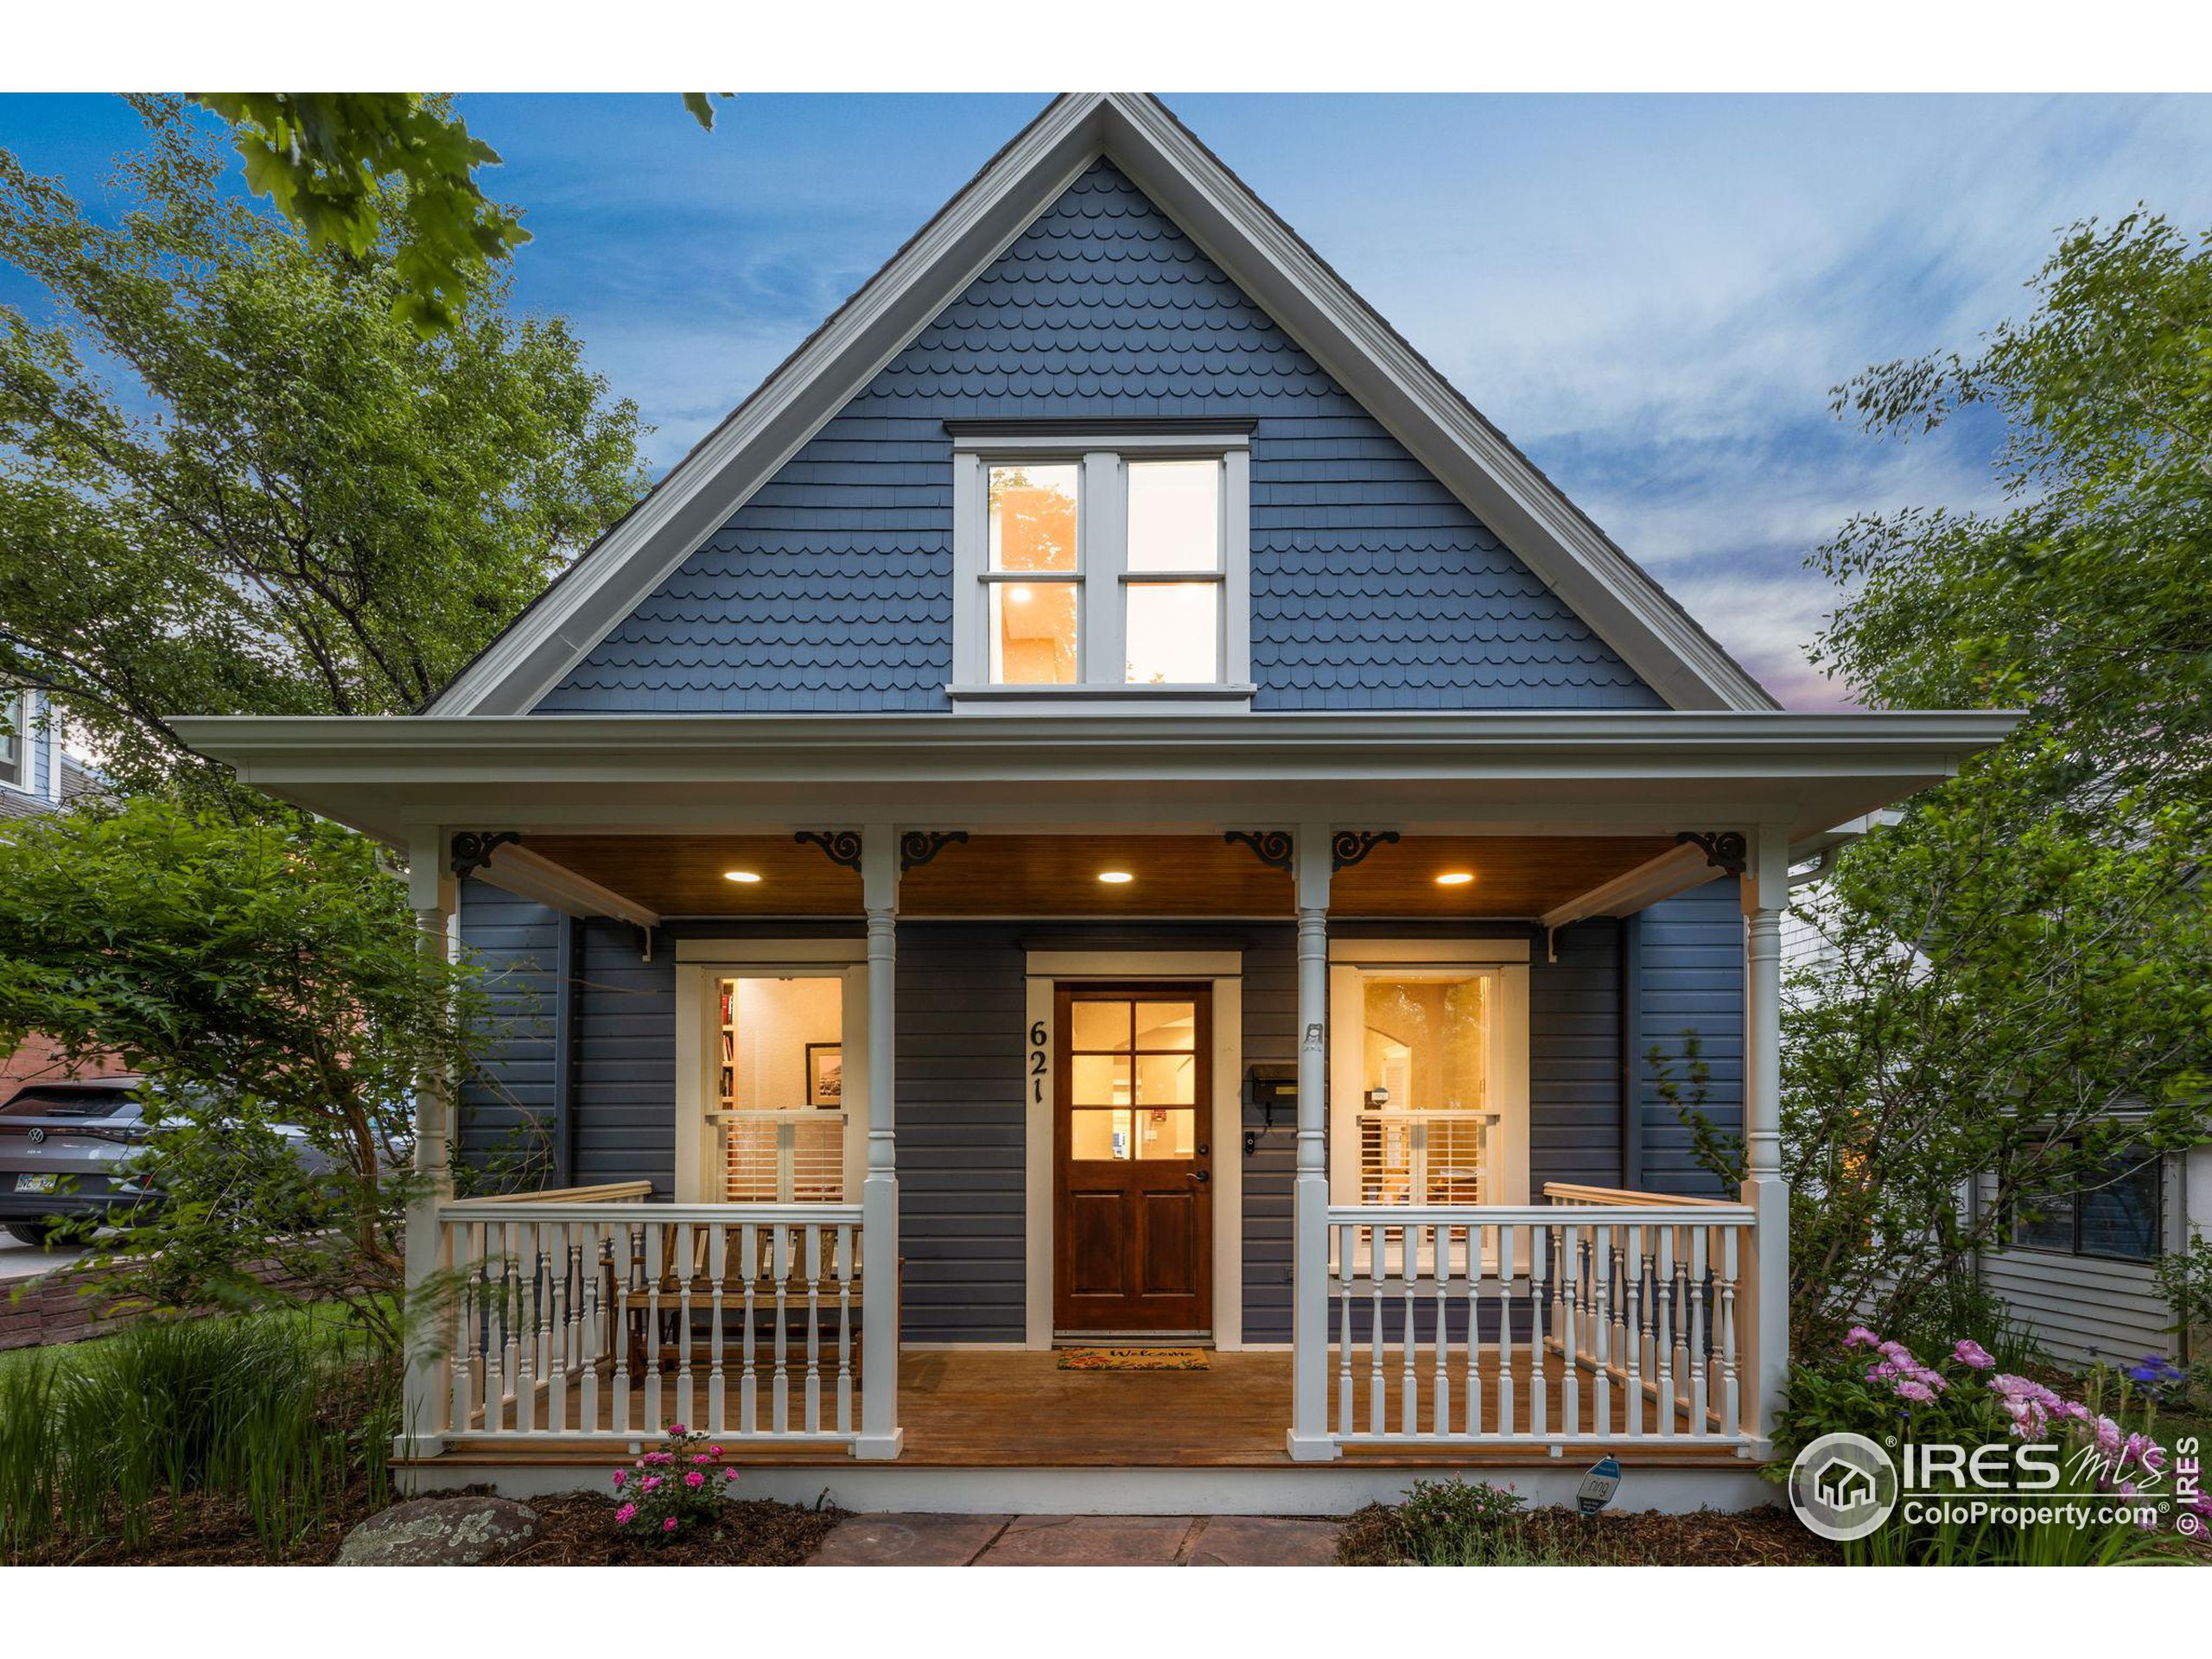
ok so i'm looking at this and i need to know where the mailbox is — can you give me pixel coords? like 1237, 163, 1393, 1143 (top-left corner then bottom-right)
1243, 1061, 1298, 1156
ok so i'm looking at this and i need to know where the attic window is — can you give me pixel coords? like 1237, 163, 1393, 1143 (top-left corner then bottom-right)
949, 430, 1252, 704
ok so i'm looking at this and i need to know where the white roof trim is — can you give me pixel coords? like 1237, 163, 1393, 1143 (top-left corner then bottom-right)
431, 93, 1777, 716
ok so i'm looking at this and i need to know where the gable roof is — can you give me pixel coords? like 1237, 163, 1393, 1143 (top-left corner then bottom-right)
429, 93, 1777, 717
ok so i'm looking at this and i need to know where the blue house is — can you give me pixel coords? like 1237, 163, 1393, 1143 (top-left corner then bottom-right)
178, 94, 2013, 1514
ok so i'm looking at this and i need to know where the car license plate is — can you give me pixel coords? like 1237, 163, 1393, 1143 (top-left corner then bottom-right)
13, 1173, 59, 1194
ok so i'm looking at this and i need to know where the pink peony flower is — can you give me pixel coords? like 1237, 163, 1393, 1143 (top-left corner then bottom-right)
684, 1470, 706, 1488
1844, 1326, 1880, 1349
1895, 1380, 1936, 1403
613, 1503, 636, 1526
1952, 1339, 1995, 1370
663, 1516, 678, 1534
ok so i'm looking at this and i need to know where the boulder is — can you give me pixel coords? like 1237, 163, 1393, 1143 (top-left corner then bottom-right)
337, 1496, 540, 1566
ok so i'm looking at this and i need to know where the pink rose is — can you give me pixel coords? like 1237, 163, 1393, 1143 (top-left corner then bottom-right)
668, 1423, 687, 1436
611, 1469, 626, 1489
613, 1503, 636, 1526
709, 1446, 723, 1457
723, 1469, 738, 1481
684, 1470, 706, 1488
663, 1517, 678, 1534
640, 1475, 662, 1493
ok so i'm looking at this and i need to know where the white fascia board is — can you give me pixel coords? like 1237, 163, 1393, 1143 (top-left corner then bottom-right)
427, 95, 1113, 718
472, 842, 660, 929
173, 709, 2021, 784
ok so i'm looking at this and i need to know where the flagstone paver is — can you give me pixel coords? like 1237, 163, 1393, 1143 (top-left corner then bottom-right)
806, 1512, 1347, 1566
972, 1513, 1200, 1566
1185, 1516, 1344, 1567
805, 1513, 1014, 1566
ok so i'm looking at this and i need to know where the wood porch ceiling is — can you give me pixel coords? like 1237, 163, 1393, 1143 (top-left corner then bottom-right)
515, 833, 1681, 918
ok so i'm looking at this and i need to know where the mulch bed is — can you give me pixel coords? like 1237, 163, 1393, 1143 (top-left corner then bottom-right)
1335, 1502, 1843, 1566
10, 1486, 844, 1567
496, 1492, 844, 1567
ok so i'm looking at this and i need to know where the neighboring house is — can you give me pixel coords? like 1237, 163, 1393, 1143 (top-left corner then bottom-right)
1783, 826, 2207, 1371
0, 686, 119, 1105
175, 94, 2012, 1514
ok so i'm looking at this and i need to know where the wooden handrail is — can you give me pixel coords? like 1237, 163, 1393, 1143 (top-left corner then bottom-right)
1541, 1181, 1738, 1210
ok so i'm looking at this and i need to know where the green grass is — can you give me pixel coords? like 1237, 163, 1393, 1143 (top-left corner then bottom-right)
0, 1306, 397, 1560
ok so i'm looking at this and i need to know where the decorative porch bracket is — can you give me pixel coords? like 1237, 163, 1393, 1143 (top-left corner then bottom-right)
1223, 829, 1294, 872
448, 830, 521, 879
898, 830, 969, 872
1675, 830, 1748, 875
794, 829, 864, 872
1330, 830, 1400, 871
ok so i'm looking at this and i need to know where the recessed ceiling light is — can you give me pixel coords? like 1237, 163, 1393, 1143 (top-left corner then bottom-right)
1435, 872, 1476, 887
1097, 870, 1135, 885
724, 870, 763, 884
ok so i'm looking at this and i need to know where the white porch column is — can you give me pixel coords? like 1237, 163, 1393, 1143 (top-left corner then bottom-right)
398, 830, 457, 1458
855, 824, 905, 1460
1738, 823, 1791, 1450
1287, 823, 1338, 1460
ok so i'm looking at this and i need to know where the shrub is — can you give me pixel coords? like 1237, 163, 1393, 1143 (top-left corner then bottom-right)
0, 1307, 394, 1560
1775, 1325, 2207, 1564
1388, 1477, 1528, 1566
610, 1424, 736, 1542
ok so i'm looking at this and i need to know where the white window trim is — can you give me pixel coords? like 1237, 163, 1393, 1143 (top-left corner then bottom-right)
950, 432, 1252, 708
0, 689, 36, 798
1326, 953, 1531, 1212
673, 949, 871, 1207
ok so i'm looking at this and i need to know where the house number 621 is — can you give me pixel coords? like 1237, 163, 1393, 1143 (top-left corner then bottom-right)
1029, 1020, 1047, 1103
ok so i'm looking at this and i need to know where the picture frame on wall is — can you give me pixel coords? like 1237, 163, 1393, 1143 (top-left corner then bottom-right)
806, 1042, 842, 1109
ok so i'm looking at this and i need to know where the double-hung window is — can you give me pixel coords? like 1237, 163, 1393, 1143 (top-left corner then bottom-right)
2009, 1144, 2165, 1262
950, 430, 1251, 702
0, 688, 33, 795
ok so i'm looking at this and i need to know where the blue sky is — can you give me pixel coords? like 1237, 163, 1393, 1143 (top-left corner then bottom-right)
5, 92, 2212, 707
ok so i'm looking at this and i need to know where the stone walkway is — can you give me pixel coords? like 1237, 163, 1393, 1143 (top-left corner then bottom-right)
806, 1512, 1343, 1567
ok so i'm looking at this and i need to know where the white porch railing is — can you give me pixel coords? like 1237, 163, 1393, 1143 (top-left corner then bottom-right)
1322, 1190, 1755, 1452
429, 1198, 872, 1450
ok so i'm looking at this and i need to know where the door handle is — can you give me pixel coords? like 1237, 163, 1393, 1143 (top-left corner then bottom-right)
1189, 1169, 1210, 1185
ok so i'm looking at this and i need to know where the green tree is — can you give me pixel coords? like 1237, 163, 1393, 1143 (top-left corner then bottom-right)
0, 798, 487, 1352
0, 96, 646, 790
194, 92, 731, 334
1776, 211, 2212, 1349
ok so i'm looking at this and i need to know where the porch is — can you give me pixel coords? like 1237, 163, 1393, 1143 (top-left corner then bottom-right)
167, 708, 2015, 1484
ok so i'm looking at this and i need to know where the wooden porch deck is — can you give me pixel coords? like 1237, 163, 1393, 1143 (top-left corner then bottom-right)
435, 1348, 1749, 1471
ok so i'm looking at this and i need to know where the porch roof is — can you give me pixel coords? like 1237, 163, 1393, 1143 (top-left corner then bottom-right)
171, 708, 2020, 850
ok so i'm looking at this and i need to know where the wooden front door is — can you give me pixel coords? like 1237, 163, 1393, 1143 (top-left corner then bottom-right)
1053, 985, 1213, 1336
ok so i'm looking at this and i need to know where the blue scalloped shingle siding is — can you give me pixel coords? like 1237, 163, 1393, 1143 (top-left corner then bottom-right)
537, 160, 1660, 714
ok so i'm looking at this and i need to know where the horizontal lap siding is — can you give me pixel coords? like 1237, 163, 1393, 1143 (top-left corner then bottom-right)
569, 920, 676, 1191
455, 884, 560, 1179
1635, 878, 1745, 1197
897, 925, 1027, 1343
1532, 920, 1624, 1193
537, 160, 1657, 716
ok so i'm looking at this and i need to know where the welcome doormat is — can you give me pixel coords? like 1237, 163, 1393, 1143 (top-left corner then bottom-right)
1055, 1347, 1211, 1371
